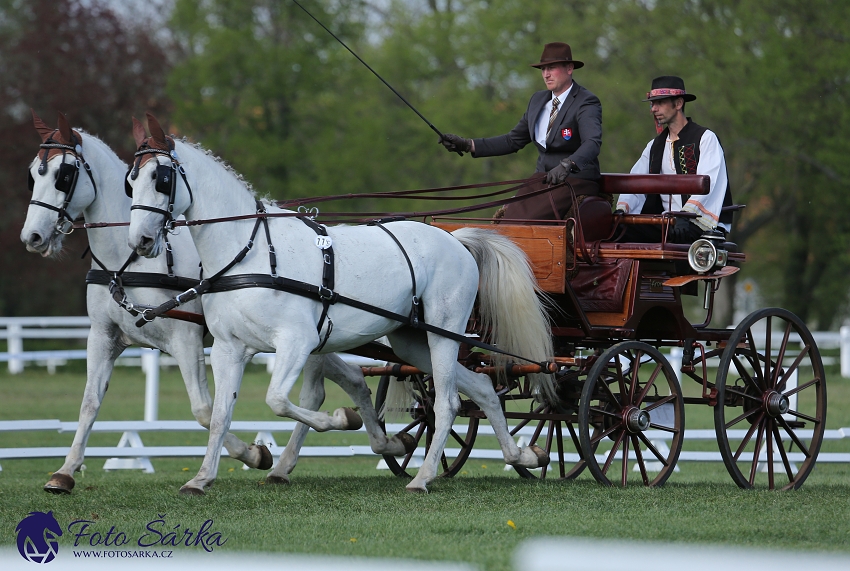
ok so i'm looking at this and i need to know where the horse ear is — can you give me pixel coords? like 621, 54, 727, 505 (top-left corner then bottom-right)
31, 109, 54, 142
132, 117, 147, 148
146, 112, 167, 146
57, 112, 75, 145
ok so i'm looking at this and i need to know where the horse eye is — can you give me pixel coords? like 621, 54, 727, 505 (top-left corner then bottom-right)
53, 169, 59, 181
151, 171, 157, 180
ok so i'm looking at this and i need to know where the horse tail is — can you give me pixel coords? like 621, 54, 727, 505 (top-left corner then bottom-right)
381, 375, 416, 423
450, 227, 556, 404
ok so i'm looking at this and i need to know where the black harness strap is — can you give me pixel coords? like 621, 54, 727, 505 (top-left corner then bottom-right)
298, 216, 336, 352
369, 221, 421, 325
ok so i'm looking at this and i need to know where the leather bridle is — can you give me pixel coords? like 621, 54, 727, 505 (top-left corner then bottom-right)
28, 131, 97, 235
126, 137, 193, 235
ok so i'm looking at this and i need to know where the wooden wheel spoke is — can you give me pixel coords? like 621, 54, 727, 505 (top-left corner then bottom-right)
567, 423, 582, 452
648, 423, 679, 434
771, 424, 796, 482
771, 321, 793, 388
628, 351, 643, 402
555, 422, 566, 478
615, 353, 629, 404
783, 377, 819, 398
766, 419, 775, 489
726, 385, 763, 402
777, 417, 812, 457
449, 429, 467, 448
598, 377, 622, 408
637, 432, 669, 465
602, 432, 625, 474
725, 404, 763, 430
733, 412, 764, 461
731, 354, 763, 395
763, 316, 772, 389
745, 329, 768, 389
786, 408, 819, 425
777, 345, 811, 391
644, 394, 676, 412
635, 363, 663, 407
590, 405, 621, 421
591, 422, 622, 445
748, 422, 767, 486
400, 422, 426, 470
621, 434, 631, 486
397, 417, 423, 434
632, 435, 650, 486
440, 452, 449, 472
509, 403, 547, 436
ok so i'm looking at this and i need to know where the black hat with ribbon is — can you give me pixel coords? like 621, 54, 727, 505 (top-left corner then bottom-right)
643, 76, 696, 102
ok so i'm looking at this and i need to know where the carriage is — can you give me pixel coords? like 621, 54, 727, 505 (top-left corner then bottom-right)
347, 173, 828, 490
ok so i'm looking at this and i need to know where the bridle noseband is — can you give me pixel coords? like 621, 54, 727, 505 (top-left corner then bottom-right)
28, 131, 97, 235
126, 139, 193, 235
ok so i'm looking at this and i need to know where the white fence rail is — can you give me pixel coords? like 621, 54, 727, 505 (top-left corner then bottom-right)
1, 316, 848, 471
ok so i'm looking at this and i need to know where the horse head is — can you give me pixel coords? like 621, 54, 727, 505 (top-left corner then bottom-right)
21, 110, 97, 257
126, 112, 192, 258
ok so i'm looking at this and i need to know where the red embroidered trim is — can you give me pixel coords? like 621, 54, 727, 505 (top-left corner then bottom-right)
646, 88, 687, 98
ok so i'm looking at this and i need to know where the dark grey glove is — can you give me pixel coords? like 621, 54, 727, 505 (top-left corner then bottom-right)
439, 134, 472, 153
545, 159, 578, 184
670, 218, 696, 243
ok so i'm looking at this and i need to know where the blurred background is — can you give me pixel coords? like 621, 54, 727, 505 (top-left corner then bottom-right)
1, 0, 848, 329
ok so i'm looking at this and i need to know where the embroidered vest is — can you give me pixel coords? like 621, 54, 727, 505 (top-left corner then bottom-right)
645, 119, 733, 224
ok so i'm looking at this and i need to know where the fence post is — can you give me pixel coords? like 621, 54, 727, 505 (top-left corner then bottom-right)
141, 348, 161, 422
7, 322, 24, 374
840, 326, 850, 379
668, 347, 683, 384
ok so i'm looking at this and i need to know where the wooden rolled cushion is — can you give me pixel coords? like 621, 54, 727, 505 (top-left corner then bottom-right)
599, 173, 709, 196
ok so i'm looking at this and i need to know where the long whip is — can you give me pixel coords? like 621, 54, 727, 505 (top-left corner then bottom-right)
290, 0, 463, 155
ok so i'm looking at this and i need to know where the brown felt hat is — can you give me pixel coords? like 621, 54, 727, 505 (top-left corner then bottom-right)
530, 42, 584, 69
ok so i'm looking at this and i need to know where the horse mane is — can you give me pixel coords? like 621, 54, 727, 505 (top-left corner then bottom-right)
74, 129, 128, 169
175, 137, 272, 205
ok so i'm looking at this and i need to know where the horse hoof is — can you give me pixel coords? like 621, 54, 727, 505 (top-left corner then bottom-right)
265, 474, 291, 486
529, 444, 550, 468
250, 444, 273, 470
397, 432, 417, 454
405, 483, 429, 494
44, 473, 75, 494
178, 485, 205, 496
341, 407, 363, 430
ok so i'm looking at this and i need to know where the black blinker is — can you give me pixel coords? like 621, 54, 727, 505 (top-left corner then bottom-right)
54, 162, 76, 193
155, 164, 173, 195
124, 168, 134, 197
28, 170, 34, 192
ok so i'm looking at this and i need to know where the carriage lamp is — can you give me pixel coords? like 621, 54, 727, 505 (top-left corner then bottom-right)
687, 239, 717, 274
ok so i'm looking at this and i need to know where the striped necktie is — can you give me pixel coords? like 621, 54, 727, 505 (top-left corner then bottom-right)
546, 96, 560, 139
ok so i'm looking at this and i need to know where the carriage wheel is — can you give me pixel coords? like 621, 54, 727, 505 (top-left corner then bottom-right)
512, 370, 594, 480
375, 374, 479, 478
578, 341, 684, 487
714, 308, 827, 490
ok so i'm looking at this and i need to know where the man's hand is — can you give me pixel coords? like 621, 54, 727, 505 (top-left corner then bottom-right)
670, 218, 695, 243
545, 159, 578, 184
439, 134, 472, 153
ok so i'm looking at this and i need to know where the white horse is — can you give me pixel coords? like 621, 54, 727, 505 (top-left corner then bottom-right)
20, 111, 276, 493
126, 113, 555, 494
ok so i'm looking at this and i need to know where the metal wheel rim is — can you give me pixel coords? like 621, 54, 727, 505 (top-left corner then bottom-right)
714, 308, 827, 490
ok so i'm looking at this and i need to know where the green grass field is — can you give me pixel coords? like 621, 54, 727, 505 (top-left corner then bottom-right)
1, 360, 849, 571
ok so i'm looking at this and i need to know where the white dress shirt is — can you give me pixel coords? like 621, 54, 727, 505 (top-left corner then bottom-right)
534, 83, 574, 149
617, 129, 731, 232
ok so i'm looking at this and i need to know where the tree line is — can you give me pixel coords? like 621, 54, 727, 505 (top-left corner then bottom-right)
1, 0, 848, 328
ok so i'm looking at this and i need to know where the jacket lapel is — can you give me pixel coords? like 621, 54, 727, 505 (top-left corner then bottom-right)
547, 82, 579, 146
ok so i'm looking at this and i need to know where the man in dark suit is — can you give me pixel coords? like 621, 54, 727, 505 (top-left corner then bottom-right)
440, 42, 603, 220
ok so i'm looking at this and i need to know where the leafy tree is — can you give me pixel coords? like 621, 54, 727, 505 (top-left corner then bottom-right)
0, 0, 173, 316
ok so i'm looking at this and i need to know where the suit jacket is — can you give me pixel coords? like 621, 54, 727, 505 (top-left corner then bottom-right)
472, 81, 602, 180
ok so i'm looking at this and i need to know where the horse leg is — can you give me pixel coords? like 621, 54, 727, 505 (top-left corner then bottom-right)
265, 355, 327, 485
265, 343, 363, 432
169, 335, 271, 471
179, 340, 249, 495
45, 326, 125, 494
406, 335, 461, 493
454, 366, 548, 468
